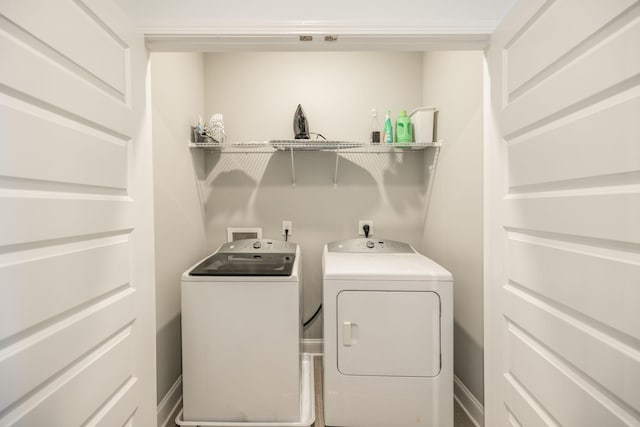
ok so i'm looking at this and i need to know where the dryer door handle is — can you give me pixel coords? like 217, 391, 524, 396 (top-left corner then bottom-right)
343, 321, 353, 346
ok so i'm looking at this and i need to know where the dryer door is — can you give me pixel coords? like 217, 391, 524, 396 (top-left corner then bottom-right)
337, 290, 441, 377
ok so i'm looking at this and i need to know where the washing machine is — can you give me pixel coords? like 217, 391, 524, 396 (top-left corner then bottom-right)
322, 238, 453, 427
181, 239, 302, 423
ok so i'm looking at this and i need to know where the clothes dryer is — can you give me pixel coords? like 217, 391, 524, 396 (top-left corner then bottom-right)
322, 238, 453, 427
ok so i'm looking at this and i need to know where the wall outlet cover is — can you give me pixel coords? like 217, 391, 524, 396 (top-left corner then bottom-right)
358, 220, 374, 236
282, 220, 293, 236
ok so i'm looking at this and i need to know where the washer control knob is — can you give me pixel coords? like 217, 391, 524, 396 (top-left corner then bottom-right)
366, 240, 375, 249
253, 241, 262, 249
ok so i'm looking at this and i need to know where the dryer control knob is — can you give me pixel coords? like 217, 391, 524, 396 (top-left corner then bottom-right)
366, 240, 375, 249
253, 241, 262, 249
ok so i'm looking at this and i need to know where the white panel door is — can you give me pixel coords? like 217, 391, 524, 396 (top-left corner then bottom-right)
486, 1, 640, 426
337, 291, 441, 377
0, 1, 156, 426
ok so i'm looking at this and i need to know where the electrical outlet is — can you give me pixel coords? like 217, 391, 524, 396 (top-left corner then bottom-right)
358, 220, 374, 236
282, 220, 293, 237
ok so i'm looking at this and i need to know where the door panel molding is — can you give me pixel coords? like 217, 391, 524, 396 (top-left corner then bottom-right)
0, 1, 155, 425
486, 1, 640, 425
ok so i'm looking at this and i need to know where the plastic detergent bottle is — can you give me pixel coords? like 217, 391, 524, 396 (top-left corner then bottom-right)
383, 110, 393, 143
396, 110, 412, 144
371, 108, 380, 143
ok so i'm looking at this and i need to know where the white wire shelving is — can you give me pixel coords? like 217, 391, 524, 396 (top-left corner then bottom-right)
189, 140, 442, 185
189, 140, 440, 152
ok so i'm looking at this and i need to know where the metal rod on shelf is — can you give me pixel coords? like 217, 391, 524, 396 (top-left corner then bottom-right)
334, 145, 340, 187
290, 146, 296, 186
423, 145, 441, 223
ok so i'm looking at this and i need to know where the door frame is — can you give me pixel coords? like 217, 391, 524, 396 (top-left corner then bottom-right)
138, 21, 492, 52
137, 22, 498, 426
481, 47, 505, 426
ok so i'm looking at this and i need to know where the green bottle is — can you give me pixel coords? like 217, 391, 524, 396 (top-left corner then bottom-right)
383, 110, 393, 143
396, 110, 412, 144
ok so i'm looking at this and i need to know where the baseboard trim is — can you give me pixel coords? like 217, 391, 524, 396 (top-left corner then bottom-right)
157, 376, 183, 427
454, 375, 484, 427
301, 338, 323, 355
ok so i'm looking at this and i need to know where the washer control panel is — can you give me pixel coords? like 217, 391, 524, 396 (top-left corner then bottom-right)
220, 239, 296, 254
327, 238, 415, 254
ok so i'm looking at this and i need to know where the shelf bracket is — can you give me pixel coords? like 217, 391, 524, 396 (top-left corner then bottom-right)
290, 146, 296, 186
334, 145, 340, 187
423, 145, 442, 221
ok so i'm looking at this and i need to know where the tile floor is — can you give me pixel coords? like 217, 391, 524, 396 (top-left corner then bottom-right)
453, 400, 477, 427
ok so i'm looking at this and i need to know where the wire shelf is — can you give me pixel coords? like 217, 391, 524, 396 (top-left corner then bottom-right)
188, 140, 442, 186
189, 140, 441, 152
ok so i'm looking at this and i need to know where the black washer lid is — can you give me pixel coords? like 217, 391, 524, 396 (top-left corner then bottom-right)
189, 239, 297, 276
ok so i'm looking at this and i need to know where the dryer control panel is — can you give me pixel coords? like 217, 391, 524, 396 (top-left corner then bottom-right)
327, 238, 415, 254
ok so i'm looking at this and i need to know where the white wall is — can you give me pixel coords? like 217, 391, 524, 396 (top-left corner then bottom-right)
202, 51, 428, 337
421, 51, 485, 403
204, 52, 423, 142
150, 52, 209, 404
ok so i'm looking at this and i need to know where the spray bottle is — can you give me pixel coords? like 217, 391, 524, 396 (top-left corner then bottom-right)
383, 110, 393, 143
